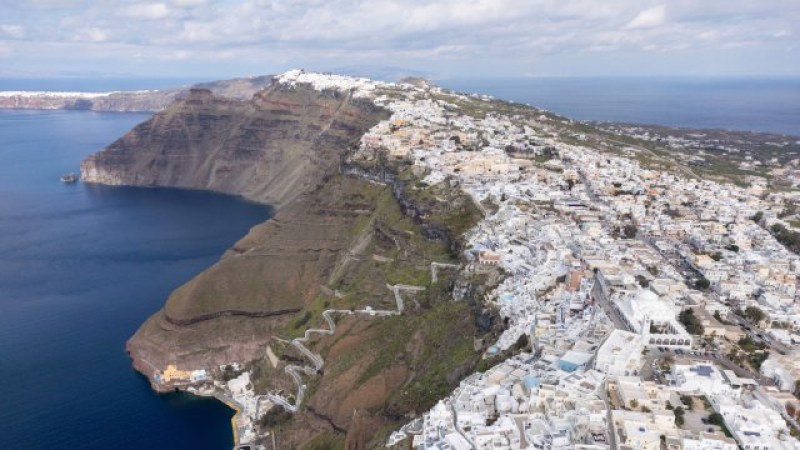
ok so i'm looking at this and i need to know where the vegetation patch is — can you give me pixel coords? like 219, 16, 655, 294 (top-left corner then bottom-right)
301, 432, 345, 450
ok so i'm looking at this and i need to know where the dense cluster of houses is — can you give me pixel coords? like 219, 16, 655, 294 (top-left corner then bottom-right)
348, 71, 800, 449
151, 71, 800, 449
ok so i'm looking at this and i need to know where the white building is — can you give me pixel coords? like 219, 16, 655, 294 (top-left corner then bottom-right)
613, 289, 693, 349
761, 353, 800, 392
671, 363, 740, 399
594, 330, 644, 376
681, 431, 738, 450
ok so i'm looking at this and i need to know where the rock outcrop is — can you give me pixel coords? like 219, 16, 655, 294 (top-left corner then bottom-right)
82, 83, 386, 207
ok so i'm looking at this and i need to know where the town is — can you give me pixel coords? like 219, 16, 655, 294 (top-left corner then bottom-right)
157, 71, 800, 450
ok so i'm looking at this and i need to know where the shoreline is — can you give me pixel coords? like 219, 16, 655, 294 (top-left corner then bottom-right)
180, 386, 244, 448
213, 392, 242, 447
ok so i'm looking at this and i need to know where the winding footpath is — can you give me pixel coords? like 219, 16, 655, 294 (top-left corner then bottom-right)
431, 262, 459, 283
266, 282, 433, 412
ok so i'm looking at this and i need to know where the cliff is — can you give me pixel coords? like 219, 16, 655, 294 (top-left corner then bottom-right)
83, 77, 494, 449
0, 76, 273, 113
82, 83, 385, 207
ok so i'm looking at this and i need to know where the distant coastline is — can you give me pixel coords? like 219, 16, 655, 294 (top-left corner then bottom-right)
2, 76, 798, 137
0, 75, 273, 113
0, 89, 178, 112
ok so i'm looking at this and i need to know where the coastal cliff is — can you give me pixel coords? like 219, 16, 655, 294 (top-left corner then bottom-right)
82, 82, 385, 207
82, 75, 492, 448
0, 76, 273, 113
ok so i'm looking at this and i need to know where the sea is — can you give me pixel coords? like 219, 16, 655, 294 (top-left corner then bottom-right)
439, 77, 800, 137
0, 109, 270, 449
0, 76, 797, 449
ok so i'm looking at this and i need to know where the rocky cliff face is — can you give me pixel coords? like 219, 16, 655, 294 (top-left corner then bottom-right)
84, 80, 390, 367
83, 79, 491, 449
82, 83, 386, 207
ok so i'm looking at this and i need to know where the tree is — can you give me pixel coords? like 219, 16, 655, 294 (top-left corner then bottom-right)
770, 223, 800, 254
713, 310, 724, 323
694, 277, 711, 290
221, 364, 239, 382
630, 399, 639, 409
738, 335, 765, 352
665, 208, 683, 218
749, 351, 769, 370
679, 308, 705, 335
751, 211, 764, 223
711, 252, 723, 261
680, 395, 694, 410
726, 244, 740, 253
623, 223, 638, 239
674, 407, 685, 426
514, 333, 530, 351
744, 306, 766, 324
707, 412, 725, 427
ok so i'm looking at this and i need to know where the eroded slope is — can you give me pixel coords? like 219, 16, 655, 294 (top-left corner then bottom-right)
82, 83, 386, 207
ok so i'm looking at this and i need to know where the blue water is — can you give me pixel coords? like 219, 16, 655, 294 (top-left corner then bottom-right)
0, 110, 271, 449
439, 77, 800, 137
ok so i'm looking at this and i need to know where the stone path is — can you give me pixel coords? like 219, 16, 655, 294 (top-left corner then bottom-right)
430, 262, 459, 282
265, 283, 427, 412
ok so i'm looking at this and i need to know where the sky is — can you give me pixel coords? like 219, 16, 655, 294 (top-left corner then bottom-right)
0, 0, 798, 80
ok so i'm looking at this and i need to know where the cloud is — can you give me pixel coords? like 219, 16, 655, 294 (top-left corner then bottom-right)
171, 0, 206, 7
0, 24, 25, 39
121, 2, 171, 20
1, 0, 799, 77
625, 5, 666, 29
0, 42, 11, 58
25, 0, 86, 7
73, 27, 108, 42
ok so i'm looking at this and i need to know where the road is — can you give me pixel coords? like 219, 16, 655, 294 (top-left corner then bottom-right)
431, 262, 460, 282
266, 282, 427, 412
600, 382, 618, 450
715, 351, 774, 386
591, 279, 631, 332
574, 164, 607, 207
727, 312, 791, 355
448, 400, 476, 448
